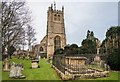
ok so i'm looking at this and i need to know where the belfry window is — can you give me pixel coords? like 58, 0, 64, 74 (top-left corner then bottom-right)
54, 36, 61, 51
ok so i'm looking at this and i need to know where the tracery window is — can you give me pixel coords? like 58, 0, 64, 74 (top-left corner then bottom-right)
54, 36, 61, 50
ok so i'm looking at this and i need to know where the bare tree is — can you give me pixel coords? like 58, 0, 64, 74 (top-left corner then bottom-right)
2, 0, 33, 58
26, 25, 36, 56
0, 1, 2, 60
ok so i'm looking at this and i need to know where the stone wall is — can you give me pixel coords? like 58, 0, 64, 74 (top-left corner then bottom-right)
52, 55, 109, 80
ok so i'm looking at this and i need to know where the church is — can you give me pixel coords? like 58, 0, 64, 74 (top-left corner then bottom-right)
33, 3, 66, 58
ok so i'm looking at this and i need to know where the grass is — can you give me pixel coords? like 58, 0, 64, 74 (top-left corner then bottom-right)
88, 71, 119, 80
0, 61, 2, 81
87, 64, 119, 80
1, 57, 120, 81
2, 58, 60, 80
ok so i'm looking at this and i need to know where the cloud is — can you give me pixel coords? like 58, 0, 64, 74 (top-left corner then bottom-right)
64, 2, 118, 45
26, 1, 118, 46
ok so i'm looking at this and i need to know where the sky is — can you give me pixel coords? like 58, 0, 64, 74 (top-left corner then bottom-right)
26, 0, 119, 46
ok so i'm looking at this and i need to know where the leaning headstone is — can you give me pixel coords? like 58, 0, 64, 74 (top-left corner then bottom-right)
16, 63, 25, 79
9, 62, 16, 78
9, 63, 25, 79
16, 63, 23, 77
16, 64, 19, 77
3, 58, 10, 72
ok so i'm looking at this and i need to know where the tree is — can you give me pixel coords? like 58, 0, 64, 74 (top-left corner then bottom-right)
64, 44, 79, 55
87, 30, 90, 39
2, 0, 32, 57
91, 31, 94, 37
64, 44, 70, 50
26, 25, 36, 56
81, 39, 97, 54
79, 30, 99, 54
7, 45, 16, 59
70, 44, 78, 49
100, 26, 120, 70
54, 48, 64, 55
107, 48, 120, 70
0, 2, 2, 60
100, 26, 120, 54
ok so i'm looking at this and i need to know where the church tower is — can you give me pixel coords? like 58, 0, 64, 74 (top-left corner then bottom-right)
47, 3, 66, 58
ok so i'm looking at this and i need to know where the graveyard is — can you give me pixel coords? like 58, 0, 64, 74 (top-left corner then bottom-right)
2, 57, 60, 80
1, 1, 120, 81
2, 57, 119, 80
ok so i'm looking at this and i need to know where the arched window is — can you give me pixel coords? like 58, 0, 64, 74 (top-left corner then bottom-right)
40, 47, 43, 51
54, 36, 61, 51
58, 15, 60, 21
54, 14, 57, 21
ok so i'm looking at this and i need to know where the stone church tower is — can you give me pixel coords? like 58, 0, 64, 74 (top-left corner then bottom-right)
47, 3, 66, 58
37, 3, 66, 58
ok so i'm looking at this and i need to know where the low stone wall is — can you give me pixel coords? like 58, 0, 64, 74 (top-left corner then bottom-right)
53, 64, 109, 80
52, 55, 109, 80
79, 70, 109, 79
52, 65, 73, 80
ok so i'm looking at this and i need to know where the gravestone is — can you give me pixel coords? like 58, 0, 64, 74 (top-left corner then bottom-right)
16, 64, 19, 77
104, 63, 107, 69
106, 65, 110, 71
31, 59, 39, 68
9, 63, 25, 79
104, 63, 110, 71
16, 63, 25, 78
94, 56, 101, 62
16, 63, 24, 78
93, 56, 101, 67
100, 60, 105, 68
3, 58, 10, 72
38, 55, 41, 60
9, 62, 16, 78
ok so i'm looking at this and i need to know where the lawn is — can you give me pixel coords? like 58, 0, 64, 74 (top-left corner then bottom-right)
87, 71, 119, 80
88, 64, 119, 80
2, 58, 60, 80
2, 58, 120, 81
0, 61, 2, 81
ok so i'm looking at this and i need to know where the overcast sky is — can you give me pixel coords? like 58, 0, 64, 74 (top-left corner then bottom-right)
26, 0, 119, 46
